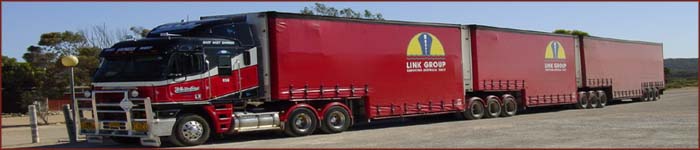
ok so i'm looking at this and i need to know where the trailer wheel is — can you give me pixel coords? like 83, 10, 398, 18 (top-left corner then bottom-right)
654, 88, 661, 100
575, 92, 588, 109
462, 98, 484, 120
500, 95, 517, 117
484, 96, 501, 118
168, 114, 211, 147
642, 89, 651, 102
319, 106, 351, 134
651, 88, 659, 101
596, 90, 607, 108
284, 107, 318, 137
587, 91, 599, 109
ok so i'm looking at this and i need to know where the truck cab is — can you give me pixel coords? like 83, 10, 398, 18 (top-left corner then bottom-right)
77, 16, 266, 146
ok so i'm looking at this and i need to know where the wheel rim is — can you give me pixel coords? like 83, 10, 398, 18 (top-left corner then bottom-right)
471, 103, 483, 116
579, 95, 588, 108
655, 90, 661, 100
327, 111, 346, 130
489, 102, 500, 114
181, 120, 204, 141
294, 113, 312, 132
600, 95, 607, 106
591, 97, 598, 107
506, 100, 516, 113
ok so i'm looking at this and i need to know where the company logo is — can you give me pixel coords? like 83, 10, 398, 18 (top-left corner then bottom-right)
545, 41, 566, 60
406, 32, 447, 72
544, 40, 567, 72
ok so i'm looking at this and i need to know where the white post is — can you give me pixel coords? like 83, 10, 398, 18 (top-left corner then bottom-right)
70, 67, 81, 140
29, 105, 40, 143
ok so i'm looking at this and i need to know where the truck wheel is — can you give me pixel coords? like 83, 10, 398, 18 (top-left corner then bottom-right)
284, 107, 318, 137
575, 92, 588, 109
587, 91, 599, 109
596, 90, 607, 108
319, 106, 351, 134
643, 89, 651, 102
651, 88, 659, 101
168, 114, 211, 147
500, 95, 517, 117
110, 137, 140, 144
654, 88, 661, 100
462, 98, 484, 120
484, 96, 501, 118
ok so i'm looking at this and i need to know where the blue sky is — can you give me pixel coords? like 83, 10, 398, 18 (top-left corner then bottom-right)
2, 2, 697, 60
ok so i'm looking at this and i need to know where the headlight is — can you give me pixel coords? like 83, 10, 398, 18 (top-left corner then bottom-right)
130, 90, 139, 98
83, 91, 91, 98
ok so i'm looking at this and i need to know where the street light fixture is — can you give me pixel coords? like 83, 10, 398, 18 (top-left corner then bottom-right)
61, 55, 79, 143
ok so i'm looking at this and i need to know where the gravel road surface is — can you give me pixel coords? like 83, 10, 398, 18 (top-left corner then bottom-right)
5, 87, 697, 148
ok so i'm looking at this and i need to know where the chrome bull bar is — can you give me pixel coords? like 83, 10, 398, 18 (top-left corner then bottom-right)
75, 90, 167, 147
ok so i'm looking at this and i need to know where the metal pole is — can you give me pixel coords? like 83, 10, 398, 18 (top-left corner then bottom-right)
70, 67, 81, 140
63, 104, 77, 143
29, 105, 40, 143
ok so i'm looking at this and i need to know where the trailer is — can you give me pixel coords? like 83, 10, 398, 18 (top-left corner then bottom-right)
579, 36, 665, 102
73, 12, 664, 147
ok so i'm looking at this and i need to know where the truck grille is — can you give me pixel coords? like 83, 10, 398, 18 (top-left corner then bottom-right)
75, 90, 154, 137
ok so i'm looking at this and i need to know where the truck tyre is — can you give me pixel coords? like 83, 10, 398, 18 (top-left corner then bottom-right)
501, 95, 517, 117
642, 89, 651, 102
587, 91, 599, 109
596, 90, 607, 108
462, 98, 484, 120
575, 92, 588, 109
651, 88, 659, 101
484, 96, 501, 118
284, 107, 318, 137
110, 137, 140, 144
654, 88, 661, 100
319, 106, 351, 134
168, 114, 211, 147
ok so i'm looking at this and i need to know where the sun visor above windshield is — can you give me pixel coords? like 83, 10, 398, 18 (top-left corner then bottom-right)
100, 38, 208, 57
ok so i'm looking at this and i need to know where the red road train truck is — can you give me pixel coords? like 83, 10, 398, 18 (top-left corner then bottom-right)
74, 12, 664, 147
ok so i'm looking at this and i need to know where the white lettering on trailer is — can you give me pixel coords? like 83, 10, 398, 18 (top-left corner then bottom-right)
544, 62, 567, 72
406, 61, 447, 72
174, 86, 200, 93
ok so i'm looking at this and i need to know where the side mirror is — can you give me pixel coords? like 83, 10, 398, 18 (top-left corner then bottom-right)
218, 54, 232, 76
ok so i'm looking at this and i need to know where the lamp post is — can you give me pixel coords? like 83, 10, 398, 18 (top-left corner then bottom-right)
61, 55, 79, 142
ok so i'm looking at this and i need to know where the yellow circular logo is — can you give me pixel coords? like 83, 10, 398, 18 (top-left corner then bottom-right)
545, 41, 566, 60
407, 32, 445, 57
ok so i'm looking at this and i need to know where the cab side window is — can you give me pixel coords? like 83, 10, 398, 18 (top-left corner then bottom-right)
169, 53, 205, 77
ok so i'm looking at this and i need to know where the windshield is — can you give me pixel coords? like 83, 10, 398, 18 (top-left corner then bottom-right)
93, 55, 169, 82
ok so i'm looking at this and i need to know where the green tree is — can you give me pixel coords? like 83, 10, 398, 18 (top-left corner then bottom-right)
2, 56, 42, 113
553, 29, 590, 36
38, 31, 87, 55
301, 3, 384, 20
130, 26, 151, 38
